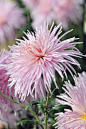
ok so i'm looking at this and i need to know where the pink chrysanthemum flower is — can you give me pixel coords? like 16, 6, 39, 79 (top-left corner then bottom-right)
0, 49, 31, 105
0, 49, 23, 110
0, 50, 25, 128
4, 23, 82, 101
31, 0, 55, 29
0, 0, 25, 44
0, 49, 14, 107
53, 0, 83, 29
22, 0, 39, 9
54, 72, 86, 129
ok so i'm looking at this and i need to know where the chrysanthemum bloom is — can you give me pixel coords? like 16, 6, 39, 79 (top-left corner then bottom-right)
53, 0, 83, 29
0, 0, 25, 44
54, 72, 86, 128
31, 0, 55, 29
4, 23, 82, 101
0, 50, 24, 128
0, 49, 24, 110
22, 0, 39, 9
0, 49, 14, 107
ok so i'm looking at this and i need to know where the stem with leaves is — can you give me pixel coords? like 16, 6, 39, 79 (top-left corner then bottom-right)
0, 91, 44, 129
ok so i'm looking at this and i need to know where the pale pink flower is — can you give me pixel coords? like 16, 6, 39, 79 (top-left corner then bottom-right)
0, 49, 23, 109
4, 23, 82, 101
31, 0, 55, 29
0, 0, 25, 44
0, 49, 14, 108
0, 50, 25, 128
22, 0, 39, 9
53, 0, 83, 29
54, 72, 86, 128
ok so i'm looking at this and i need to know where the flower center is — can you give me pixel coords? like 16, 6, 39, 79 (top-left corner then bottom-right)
82, 113, 86, 120
36, 55, 44, 62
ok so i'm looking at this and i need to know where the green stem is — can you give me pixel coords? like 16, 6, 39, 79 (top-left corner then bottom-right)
44, 113, 47, 129
46, 92, 49, 107
34, 105, 38, 129
0, 91, 39, 122
44, 92, 50, 129
34, 124, 37, 129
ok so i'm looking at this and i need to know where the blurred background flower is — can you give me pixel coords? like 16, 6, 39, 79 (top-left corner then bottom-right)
22, 0, 39, 9
31, 0, 55, 29
0, 0, 25, 45
53, 0, 83, 30
21, 0, 83, 30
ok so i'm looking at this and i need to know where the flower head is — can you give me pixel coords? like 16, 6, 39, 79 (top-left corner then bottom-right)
4, 23, 82, 101
0, 49, 15, 107
53, 0, 83, 29
0, 49, 23, 110
54, 72, 86, 128
0, 0, 25, 44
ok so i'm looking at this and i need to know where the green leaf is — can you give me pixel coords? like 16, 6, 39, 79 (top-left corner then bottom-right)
51, 88, 57, 97
39, 118, 44, 125
17, 108, 25, 112
25, 101, 40, 110
39, 98, 46, 105
54, 105, 66, 110
54, 104, 72, 112
37, 104, 45, 113
16, 120, 31, 127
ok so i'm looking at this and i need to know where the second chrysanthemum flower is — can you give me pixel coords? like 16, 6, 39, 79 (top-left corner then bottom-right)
54, 72, 86, 128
